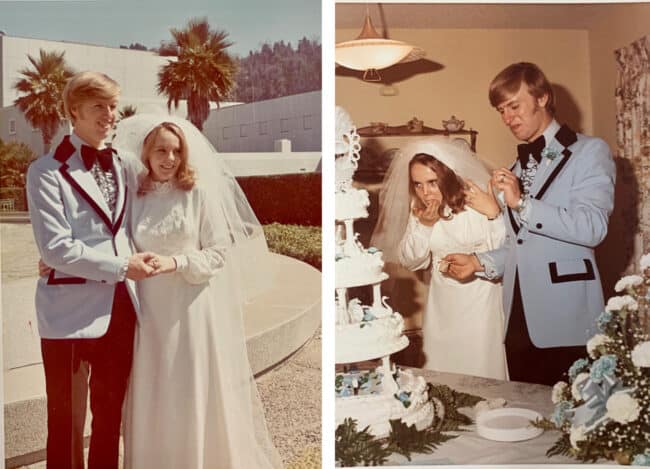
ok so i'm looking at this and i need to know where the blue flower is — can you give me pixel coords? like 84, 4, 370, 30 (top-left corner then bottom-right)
569, 358, 590, 380
541, 147, 560, 161
632, 451, 650, 466
394, 391, 412, 408
590, 355, 617, 383
551, 400, 573, 426
597, 310, 612, 330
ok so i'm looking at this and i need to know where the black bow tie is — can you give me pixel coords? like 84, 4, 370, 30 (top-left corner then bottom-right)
81, 145, 115, 172
517, 134, 546, 166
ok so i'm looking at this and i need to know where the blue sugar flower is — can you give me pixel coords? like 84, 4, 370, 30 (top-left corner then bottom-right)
569, 358, 590, 380
597, 310, 612, 330
551, 400, 573, 426
590, 355, 617, 383
394, 391, 412, 408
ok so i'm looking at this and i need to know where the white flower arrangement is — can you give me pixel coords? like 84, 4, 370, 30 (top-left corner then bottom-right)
586, 334, 612, 359
605, 392, 640, 424
605, 294, 638, 312
631, 341, 650, 368
552, 381, 568, 404
542, 253, 650, 465
614, 275, 643, 292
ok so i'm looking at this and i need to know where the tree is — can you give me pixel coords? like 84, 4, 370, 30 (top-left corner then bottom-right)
0, 139, 35, 188
118, 105, 137, 120
13, 49, 75, 153
157, 17, 237, 130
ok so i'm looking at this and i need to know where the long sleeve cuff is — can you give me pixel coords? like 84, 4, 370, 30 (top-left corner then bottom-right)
475, 252, 499, 280
172, 254, 189, 272
117, 257, 129, 282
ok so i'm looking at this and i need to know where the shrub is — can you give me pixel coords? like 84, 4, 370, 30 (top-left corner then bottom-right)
263, 223, 321, 270
237, 173, 321, 226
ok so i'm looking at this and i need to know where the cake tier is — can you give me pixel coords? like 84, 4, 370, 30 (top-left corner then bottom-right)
335, 368, 435, 438
335, 187, 369, 221
335, 251, 388, 289
336, 313, 409, 363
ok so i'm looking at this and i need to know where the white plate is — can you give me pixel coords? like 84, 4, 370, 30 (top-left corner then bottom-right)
476, 407, 544, 442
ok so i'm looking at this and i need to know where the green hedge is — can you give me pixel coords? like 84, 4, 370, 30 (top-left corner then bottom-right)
237, 173, 321, 226
263, 222, 321, 271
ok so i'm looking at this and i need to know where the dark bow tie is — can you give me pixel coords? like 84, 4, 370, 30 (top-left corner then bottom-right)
81, 145, 115, 172
517, 134, 546, 166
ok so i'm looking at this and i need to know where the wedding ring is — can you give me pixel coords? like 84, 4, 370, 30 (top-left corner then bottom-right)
499, 174, 505, 183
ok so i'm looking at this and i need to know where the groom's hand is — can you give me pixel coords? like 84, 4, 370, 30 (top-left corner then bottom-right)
443, 253, 483, 281
126, 252, 157, 280
492, 168, 522, 209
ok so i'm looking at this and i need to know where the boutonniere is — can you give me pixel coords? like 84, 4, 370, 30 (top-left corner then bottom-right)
541, 147, 560, 161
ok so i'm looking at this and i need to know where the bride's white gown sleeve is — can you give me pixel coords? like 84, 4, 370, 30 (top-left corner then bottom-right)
115, 114, 283, 469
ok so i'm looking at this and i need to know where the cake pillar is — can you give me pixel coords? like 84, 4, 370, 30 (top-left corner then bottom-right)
335, 288, 349, 325
381, 355, 399, 394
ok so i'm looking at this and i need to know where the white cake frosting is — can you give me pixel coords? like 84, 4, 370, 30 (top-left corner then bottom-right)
335, 249, 388, 289
335, 367, 435, 438
336, 314, 409, 363
335, 187, 369, 221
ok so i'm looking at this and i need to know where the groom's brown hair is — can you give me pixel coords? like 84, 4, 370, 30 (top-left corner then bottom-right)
488, 62, 555, 115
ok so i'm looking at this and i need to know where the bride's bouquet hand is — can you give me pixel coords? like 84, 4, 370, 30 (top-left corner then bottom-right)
464, 179, 500, 220
413, 198, 440, 227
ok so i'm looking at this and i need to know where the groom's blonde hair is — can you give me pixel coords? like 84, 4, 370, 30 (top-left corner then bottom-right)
63, 71, 120, 123
488, 62, 555, 116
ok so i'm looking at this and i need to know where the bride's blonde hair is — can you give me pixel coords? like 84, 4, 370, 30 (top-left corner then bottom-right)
138, 122, 196, 195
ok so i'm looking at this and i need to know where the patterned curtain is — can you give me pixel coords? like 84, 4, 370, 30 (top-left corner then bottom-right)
615, 35, 650, 271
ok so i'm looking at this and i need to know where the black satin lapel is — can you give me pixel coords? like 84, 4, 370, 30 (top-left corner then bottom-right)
58, 165, 113, 231
532, 125, 577, 201
53, 135, 75, 163
507, 206, 520, 234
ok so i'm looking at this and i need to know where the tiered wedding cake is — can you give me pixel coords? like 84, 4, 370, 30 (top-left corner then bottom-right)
335, 107, 434, 437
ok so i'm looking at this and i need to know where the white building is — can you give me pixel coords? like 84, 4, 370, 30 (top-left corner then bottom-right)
0, 34, 321, 157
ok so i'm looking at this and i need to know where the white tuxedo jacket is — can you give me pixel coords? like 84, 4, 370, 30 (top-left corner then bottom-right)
26, 133, 140, 339
481, 123, 615, 348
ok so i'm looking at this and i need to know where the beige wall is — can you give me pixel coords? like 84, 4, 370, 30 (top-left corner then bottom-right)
336, 28, 591, 168
588, 3, 650, 152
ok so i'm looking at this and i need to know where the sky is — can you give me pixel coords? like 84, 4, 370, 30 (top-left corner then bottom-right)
0, 0, 322, 57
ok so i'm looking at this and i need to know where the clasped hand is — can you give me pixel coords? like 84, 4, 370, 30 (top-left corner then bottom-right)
38, 252, 176, 281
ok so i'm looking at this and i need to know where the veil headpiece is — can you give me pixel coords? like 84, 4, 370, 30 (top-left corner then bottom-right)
370, 138, 494, 263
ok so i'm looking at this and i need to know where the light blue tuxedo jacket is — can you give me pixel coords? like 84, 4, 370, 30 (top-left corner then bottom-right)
26, 133, 140, 339
481, 122, 615, 348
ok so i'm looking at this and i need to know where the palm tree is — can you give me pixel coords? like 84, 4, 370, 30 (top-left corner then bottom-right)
118, 105, 137, 120
157, 17, 237, 130
13, 49, 75, 153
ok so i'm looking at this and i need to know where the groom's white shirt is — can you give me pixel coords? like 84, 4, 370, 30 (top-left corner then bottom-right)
27, 132, 141, 339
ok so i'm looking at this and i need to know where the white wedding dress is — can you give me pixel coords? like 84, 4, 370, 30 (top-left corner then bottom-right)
122, 181, 280, 468
399, 207, 508, 380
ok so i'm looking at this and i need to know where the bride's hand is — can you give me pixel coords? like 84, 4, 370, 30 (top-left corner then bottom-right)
148, 255, 177, 275
464, 179, 500, 220
413, 198, 440, 226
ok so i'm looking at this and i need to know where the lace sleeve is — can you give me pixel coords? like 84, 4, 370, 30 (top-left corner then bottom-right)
174, 188, 230, 285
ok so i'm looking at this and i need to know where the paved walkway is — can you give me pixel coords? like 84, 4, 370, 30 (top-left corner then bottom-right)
2, 223, 321, 468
